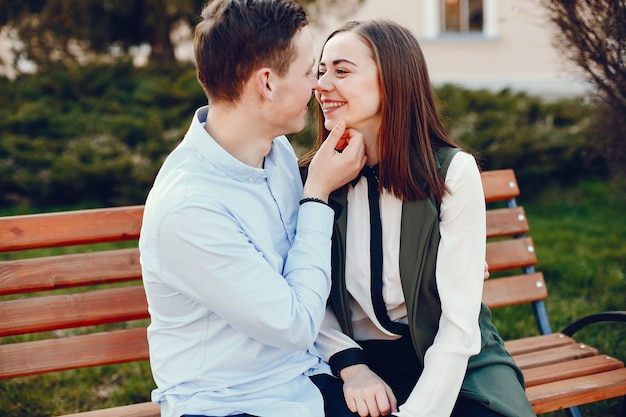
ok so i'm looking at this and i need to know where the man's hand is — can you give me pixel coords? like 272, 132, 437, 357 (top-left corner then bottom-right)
304, 120, 366, 201
340, 364, 398, 417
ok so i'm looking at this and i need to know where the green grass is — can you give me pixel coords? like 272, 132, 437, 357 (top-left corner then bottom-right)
0, 179, 624, 416
0, 363, 154, 416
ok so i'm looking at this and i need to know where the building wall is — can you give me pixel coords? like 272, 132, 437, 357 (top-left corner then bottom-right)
310, 0, 590, 99
1, 1, 590, 99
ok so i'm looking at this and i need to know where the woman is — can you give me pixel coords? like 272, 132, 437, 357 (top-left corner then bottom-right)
300, 20, 536, 417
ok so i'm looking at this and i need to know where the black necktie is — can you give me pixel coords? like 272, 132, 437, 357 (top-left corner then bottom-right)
361, 166, 408, 335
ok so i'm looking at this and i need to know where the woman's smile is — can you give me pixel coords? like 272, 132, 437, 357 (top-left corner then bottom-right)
320, 100, 347, 112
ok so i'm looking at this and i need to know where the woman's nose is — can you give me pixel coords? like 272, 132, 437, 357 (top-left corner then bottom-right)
316, 75, 331, 92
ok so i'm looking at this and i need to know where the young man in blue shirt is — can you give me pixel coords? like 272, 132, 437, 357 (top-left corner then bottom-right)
138, 1, 366, 416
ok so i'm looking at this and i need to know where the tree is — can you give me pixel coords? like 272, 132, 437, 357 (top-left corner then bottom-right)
0, 0, 204, 70
543, 0, 626, 177
0, 0, 363, 74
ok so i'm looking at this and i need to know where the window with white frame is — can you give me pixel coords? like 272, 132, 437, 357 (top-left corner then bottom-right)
420, 0, 496, 39
441, 0, 483, 33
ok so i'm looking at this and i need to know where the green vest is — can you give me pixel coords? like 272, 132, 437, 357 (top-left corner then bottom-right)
325, 147, 535, 417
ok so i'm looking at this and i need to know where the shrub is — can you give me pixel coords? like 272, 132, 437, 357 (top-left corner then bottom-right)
0, 61, 205, 209
0, 65, 609, 210
435, 85, 608, 193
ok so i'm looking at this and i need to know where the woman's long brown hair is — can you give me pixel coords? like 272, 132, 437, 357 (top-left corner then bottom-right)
300, 20, 461, 204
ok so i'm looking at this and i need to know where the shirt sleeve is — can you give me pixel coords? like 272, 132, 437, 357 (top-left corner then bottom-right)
395, 152, 486, 417
155, 199, 335, 351
315, 305, 365, 374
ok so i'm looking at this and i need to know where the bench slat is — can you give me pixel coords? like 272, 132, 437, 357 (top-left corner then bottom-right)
486, 206, 529, 238
505, 333, 575, 356
523, 355, 625, 387
527, 368, 626, 414
513, 343, 599, 370
0, 248, 141, 296
0, 327, 149, 379
57, 402, 160, 417
486, 237, 537, 272
0, 206, 143, 252
0, 286, 148, 337
481, 169, 520, 203
482, 272, 547, 309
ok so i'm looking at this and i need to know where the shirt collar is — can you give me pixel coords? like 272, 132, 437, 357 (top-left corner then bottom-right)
350, 164, 380, 187
187, 106, 279, 183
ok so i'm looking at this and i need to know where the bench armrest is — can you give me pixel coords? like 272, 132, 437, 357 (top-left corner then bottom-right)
560, 311, 626, 337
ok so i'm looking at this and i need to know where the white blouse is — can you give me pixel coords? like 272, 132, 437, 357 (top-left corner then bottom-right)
316, 151, 487, 417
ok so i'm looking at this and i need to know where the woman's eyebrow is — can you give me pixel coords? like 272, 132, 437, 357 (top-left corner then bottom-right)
319, 58, 358, 67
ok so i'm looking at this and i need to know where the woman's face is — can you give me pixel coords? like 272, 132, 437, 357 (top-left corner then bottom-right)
316, 31, 382, 139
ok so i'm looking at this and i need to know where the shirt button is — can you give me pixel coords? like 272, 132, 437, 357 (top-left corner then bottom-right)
248, 176, 254, 182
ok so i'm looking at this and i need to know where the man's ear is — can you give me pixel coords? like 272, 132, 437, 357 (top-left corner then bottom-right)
254, 68, 274, 101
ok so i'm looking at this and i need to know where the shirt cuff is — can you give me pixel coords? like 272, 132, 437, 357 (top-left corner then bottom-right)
297, 198, 334, 236
329, 347, 366, 376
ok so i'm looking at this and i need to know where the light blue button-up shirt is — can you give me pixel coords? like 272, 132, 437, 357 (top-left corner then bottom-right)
139, 106, 333, 417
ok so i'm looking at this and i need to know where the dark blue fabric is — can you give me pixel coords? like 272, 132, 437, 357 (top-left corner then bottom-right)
181, 374, 359, 417
309, 373, 359, 417
360, 335, 506, 417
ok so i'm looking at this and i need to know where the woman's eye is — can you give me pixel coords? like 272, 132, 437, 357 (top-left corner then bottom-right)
317, 70, 326, 78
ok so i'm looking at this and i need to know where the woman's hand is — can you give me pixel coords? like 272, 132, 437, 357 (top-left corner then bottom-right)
340, 364, 398, 417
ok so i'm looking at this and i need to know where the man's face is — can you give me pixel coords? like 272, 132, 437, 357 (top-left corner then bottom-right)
269, 26, 317, 135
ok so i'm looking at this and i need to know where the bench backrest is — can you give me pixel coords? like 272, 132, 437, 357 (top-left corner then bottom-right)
0, 206, 147, 379
0, 169, 550, 381
481, 169, 551, 335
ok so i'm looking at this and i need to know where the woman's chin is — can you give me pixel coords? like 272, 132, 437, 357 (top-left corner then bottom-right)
324, 119, 339, 132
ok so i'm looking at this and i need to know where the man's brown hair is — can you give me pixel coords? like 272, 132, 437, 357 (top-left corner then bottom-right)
194, 0, 308, 103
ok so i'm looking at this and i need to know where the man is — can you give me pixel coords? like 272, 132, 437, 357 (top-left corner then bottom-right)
138, 1, 366, 416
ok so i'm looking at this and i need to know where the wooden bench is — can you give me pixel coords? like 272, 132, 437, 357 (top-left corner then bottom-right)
0, 205, 159, 417
481, 169, 626, 416
0, 169, 625, 416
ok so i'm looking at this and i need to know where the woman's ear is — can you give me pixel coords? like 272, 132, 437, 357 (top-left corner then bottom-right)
254, 68, 274, 101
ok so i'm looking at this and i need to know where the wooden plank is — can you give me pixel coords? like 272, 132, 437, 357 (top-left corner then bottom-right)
57, 402, 160, 417
0, 248, 141, 296
513, 343, 599, 370
527, 368, 626, 414
0, 327, 149, 379
0, 206, 144, 252
0, 286, 148, 337
523, 355, 625, 387
481, 169, 520, 203
505, 333, 575, 356
486, 206, 529, 238
482, 273, 547, 309
486, 237, 537, 272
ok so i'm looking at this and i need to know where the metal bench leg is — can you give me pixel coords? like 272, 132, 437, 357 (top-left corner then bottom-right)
565, 406, 582, 417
